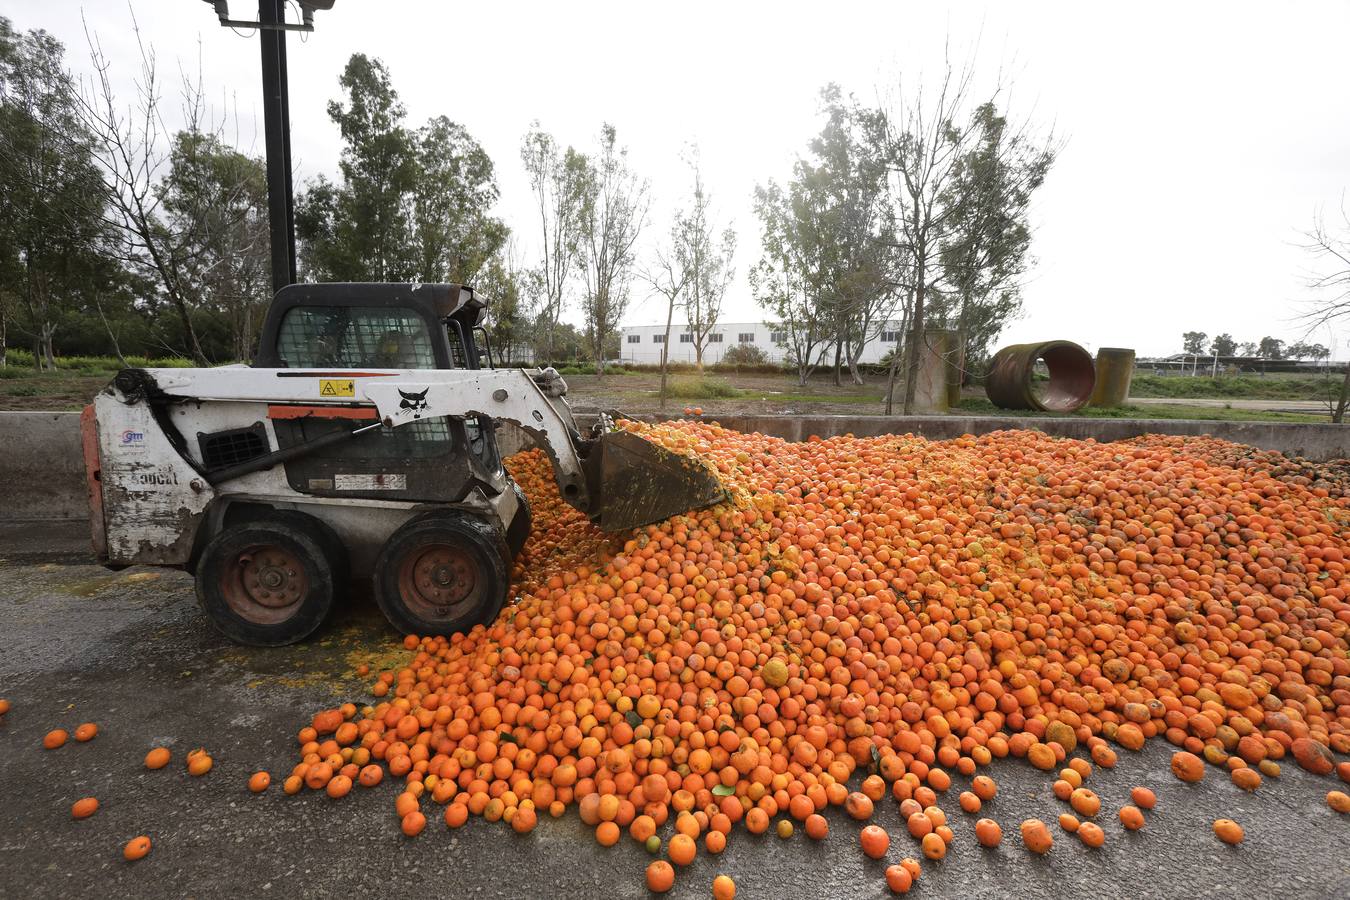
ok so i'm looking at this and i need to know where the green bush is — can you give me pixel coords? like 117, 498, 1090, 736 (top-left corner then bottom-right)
0, 350, 195, 372
664, 376, 745, 400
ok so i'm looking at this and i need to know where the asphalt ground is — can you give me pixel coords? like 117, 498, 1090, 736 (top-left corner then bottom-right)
1, 523, 1348, 900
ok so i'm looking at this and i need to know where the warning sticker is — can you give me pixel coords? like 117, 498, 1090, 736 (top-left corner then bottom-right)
319, 379, 355, 398
334, 473, 407, 491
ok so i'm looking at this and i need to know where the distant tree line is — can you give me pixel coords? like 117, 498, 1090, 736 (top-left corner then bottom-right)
1179, 331, 1330, 361
0, 12, 1054, 387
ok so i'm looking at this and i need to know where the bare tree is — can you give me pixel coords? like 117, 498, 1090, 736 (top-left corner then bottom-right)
1298, 197, 1350, 421
76, 12, 215, 363
641, 237, 687, 409
677, 154, 736, 371
876, 60, 989, 414
575, 124, 648, 376
521, 123, 586, 365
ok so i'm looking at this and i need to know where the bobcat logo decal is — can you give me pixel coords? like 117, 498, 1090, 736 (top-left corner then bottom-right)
398, 387, 430, 419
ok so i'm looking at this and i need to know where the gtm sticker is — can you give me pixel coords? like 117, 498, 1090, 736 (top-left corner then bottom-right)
120, 429, 146, 451
319, 379, 355, 398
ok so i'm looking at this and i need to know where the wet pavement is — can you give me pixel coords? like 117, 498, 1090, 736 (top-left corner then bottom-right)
0, 522, 1348, 900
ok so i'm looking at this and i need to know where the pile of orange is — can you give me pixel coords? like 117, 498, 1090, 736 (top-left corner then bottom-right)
284, 422, 1350, 875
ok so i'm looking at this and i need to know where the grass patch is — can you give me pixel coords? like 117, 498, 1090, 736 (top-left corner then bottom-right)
955, 397, 1327, 424
663, 377, 746, 400
1129, 374, 1341, 402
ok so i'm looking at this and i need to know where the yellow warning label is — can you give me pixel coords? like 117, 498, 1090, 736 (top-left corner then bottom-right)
319, 379, 355, 398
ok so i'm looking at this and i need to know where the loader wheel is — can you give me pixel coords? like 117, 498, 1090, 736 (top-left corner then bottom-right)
195, 520, 336, 646
373, 513, 508, 637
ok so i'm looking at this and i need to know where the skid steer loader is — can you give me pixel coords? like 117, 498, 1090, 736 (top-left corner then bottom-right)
80, 283, 723, 646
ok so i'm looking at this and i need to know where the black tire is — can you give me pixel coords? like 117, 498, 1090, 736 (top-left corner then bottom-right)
195, 518, 336, 646
505, 480, 533, 560
372, 513, 509, 637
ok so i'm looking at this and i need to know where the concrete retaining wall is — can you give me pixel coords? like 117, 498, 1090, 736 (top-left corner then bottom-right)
0, 411, 87, 521
3, 411, 1348, 523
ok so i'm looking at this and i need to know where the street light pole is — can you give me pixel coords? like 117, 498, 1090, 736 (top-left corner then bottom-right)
258, 0, 296, 294
202, 1, 335, 294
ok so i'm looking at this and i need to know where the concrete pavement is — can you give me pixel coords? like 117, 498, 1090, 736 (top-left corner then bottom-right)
0, 523, 1348, 900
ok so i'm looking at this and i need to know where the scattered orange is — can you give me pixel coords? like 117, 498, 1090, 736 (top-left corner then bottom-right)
1213, 819, 1244, 844
1129, 787, 1157, 809
401, 811, 426, 837
144, 747, 170, 770
712, 875, 736, 900
1170, 752, 1205, 783
1327, 791, 1350, 813
186, 749, 213, 777
1077, 821, 1105, 848
669, 833, 697, 866
646, 860, 675, 893
805, 814, 828, 840
123, 836, 151, 861
1020, 819, 1052, 854
885, 864, 913, 894
42, 729, 67, 750
74, 723, 98, 742
860, 825, 890, 859
974, 818, 1002, 848
1119, 806, 1145, 831
249, 772, 271, 793
72, 797, 99, 819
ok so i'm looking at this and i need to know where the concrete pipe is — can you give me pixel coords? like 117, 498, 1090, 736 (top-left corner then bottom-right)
1089, 347, 1136, 408
985, 340, 1096, 412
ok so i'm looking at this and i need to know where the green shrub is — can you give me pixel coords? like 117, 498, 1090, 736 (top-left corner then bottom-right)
664, 377, 745, 400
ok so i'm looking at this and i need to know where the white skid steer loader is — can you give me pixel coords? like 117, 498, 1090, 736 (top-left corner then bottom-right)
80, 283, 723, 646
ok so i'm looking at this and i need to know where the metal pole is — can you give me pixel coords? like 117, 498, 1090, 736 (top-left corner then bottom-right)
259, 0, 296, 294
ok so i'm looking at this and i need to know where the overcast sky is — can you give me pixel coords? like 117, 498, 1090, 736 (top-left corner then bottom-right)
22, 0, 1350, 357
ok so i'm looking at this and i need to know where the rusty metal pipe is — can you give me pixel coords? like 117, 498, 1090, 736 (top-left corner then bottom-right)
986, 341, 1096, 412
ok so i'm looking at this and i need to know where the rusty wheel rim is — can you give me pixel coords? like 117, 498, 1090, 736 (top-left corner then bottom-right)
396, 542, 481, 623
220, 543, 308, 625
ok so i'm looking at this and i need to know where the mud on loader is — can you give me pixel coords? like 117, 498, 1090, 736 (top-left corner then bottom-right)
81, 283, 723, 646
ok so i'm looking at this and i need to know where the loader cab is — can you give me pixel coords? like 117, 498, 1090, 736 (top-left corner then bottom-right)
253, 282, 504, 502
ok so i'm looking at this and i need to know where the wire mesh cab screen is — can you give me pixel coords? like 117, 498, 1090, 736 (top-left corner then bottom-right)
276, 306, 438, 369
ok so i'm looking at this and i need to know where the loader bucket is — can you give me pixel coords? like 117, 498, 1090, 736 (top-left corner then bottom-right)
582, 430, 726, 531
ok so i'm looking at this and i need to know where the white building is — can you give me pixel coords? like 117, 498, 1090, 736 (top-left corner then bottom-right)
618, 321, 905, 366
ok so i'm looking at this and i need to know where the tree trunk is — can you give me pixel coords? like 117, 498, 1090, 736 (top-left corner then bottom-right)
901, 277, 926, 415
658, 293, 676, 409
1334, 359, 1350, 424
0, 304, 6, 368
39, 321, 57, 371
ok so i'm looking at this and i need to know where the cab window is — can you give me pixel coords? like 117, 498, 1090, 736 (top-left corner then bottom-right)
276, 306, 438, 369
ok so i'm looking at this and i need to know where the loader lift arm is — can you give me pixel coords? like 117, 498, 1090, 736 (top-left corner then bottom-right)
135, 367, 724, 531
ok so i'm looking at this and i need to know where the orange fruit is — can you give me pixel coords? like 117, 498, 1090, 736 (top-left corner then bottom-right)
776, 819, 793, 839
144, 747, 171, 769
1020, 819, 1052, 854
646, 860, 675, 893
860, 824, 890, 859
805, 814, 828, 840
123, 836, 151, 861
248, 772, 271, 793
1058, 813, 1080, 833
921, 831, 946, 860
885, 864, 913, 893
43, 729, 68, 750
74, 723, 98, 742
1077, 821, 1105, 848
1213, 819, 1244, 844
1170, 751, 1204, 783
1129, 787, 1157, 809
1326, 791, 1350, 813
712, 875, 736, 900
669, 833, 696, 866
186, 749, 213, 776
1119, 806, 1145, 831
845, 792, 874, 821
401, 811, 427, 837
72, 797, 99, 819
326, 775, 353, 799
975, 818, 1002, 848
705, 830, 726, 854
